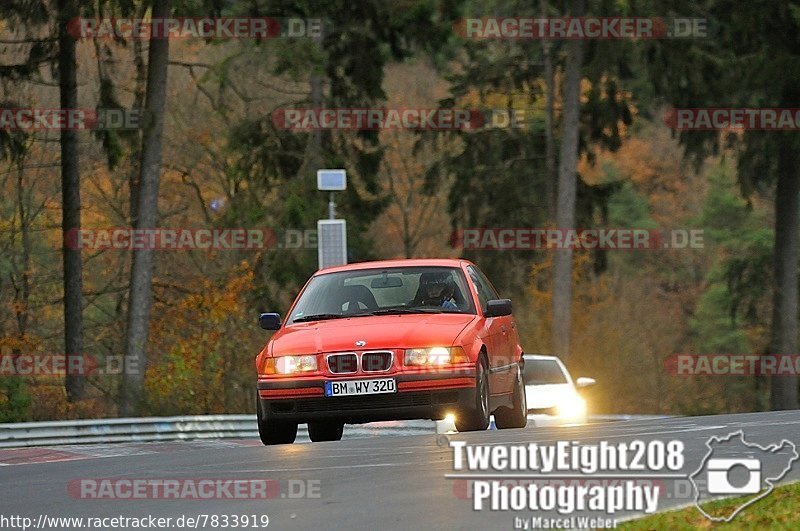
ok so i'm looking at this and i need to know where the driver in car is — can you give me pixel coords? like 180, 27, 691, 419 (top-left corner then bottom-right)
414, 272, 458, 310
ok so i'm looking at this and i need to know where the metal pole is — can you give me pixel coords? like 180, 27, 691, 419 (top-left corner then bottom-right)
329, 192, 336, 219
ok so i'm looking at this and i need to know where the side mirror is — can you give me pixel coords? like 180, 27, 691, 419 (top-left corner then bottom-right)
575, 377, 596, 389
485, 299, 512, 317
259, 312, 282, 330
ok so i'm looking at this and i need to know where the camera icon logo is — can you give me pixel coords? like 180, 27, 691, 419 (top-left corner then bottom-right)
706, 458, 761, 495
690, 430, 798, 522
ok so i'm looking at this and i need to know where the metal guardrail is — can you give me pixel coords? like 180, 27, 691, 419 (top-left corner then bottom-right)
0, 415, 438, 448
0, 414, 669, 448
0, 415, 258, 448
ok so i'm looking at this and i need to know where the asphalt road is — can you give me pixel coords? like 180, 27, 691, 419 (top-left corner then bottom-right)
2, 411, 799, 530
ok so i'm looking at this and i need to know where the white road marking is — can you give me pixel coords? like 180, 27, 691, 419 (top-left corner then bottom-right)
476, 425, 730, 445
230, 462, 413, 473
445, 473, 687, 479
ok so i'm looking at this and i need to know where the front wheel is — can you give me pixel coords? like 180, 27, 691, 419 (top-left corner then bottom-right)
257, 396, 298, 445
494, 365, 528, 429
308, 421, 345, 442
456, 356, 490, 432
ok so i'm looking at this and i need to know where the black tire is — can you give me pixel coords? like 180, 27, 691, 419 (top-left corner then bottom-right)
456, 356, 490, 432
308, 421, 345, 442
257, 396, 298, 445
494, 364, 528, 429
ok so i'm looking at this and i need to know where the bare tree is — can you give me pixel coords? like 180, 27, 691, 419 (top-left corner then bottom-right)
541, 0, 556, 219
380, 132, 450, 258
57, 0, 84, 400
770, 139, 799, 409
122, 0, 172, 415
551, 0, 585, 361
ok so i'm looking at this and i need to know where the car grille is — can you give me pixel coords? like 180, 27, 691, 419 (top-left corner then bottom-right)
327, 353, 358, 374
326, 351, 394, 373
294, 393, 432, 413
361, 351, 393, 372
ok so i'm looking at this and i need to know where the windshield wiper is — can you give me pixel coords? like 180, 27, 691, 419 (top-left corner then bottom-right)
370, 308, 443, 315
292, 313, 345, 323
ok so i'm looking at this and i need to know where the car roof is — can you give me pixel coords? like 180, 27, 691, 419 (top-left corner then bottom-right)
523, 354, 562, 361
315, 258, 474, 275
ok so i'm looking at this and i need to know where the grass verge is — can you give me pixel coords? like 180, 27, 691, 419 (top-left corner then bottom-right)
619, 481, 800, 530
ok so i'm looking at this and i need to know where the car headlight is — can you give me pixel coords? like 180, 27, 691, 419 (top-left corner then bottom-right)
557, 395, 586, 420
404, 346, 468, 366
263, 355, 318, 375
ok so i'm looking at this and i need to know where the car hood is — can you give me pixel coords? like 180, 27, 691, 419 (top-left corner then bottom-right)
270, 313, 477, 354
525, 383, 577, 409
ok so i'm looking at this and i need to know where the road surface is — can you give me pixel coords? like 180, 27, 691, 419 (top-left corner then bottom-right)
2, 411, 799, 530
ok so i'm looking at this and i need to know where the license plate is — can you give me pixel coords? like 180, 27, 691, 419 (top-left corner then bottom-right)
324, 378, 396, 397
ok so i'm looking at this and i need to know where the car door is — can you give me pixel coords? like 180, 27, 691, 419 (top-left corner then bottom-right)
466, 265, 515, 394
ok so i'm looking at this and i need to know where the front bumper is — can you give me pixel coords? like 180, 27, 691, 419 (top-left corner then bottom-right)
527, 406, 587, 426
257, 369, 476, 423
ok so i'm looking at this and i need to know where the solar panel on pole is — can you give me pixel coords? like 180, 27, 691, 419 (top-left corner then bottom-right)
317, 219, 347, 269
317, 169, 347, 191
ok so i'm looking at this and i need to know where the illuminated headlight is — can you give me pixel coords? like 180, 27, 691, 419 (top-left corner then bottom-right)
557, 396, 586, 420
264, 355, 318, 375
404, 346, 468, 366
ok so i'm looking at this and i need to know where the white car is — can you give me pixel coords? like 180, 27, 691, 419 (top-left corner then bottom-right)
523, 354, 595, 426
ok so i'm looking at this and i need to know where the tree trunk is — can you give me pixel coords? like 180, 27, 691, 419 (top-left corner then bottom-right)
299, 28, 325, 181
122, 0, 172, 415
128, 0, 149, 223
14, 163, 31, 339
309, 73, 324, 167
769, 138, 799, 410
541, 0, 556, 219
551, 0, 585, 362
58, 0, 84, 401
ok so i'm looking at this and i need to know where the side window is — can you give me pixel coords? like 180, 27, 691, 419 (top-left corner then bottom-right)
475, 267, 500, 300
467, 266, 495, 313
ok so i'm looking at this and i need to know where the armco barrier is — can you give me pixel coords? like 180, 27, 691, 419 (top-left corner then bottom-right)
0, 415, 436, 448
0, 414, 666, 448
0, 415, 257, 448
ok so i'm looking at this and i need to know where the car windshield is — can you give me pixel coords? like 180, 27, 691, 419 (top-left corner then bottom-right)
288, 266, 475, 323
524, 359, 569, 385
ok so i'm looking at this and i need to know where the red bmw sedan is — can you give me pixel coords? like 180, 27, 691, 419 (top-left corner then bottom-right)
255, 258, 527, 444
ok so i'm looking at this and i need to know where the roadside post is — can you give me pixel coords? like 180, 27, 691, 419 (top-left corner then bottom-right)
316, 169, 348, 269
